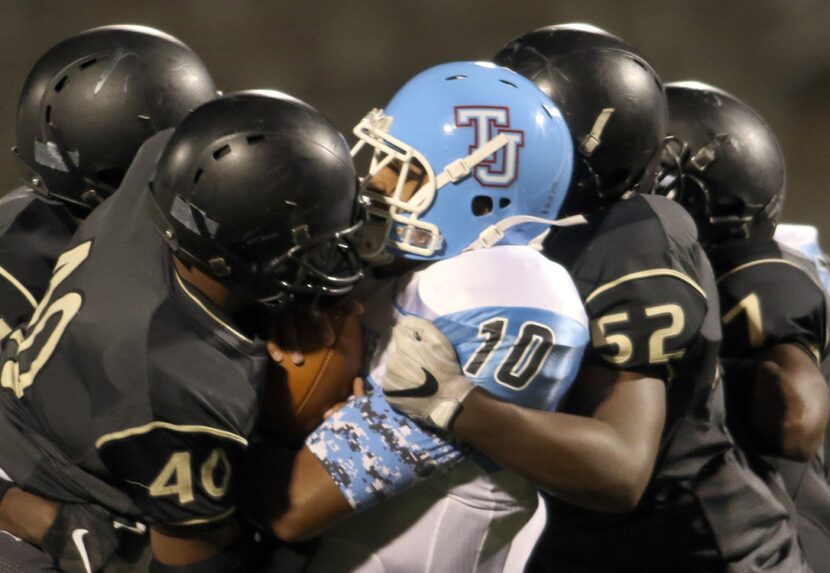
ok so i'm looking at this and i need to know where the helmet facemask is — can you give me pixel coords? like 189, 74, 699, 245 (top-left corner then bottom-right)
351, 108, 512, 262
256, 220, 365, 302
351, 109, 443, 261
149, 183, 364, 313
655, 135, 781, 244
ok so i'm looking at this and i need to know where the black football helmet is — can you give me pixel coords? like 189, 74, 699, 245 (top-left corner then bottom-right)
654, 82, 785, 244
16, 25, 217, 215
494, 23, 668, 215
148, 90, 363, 310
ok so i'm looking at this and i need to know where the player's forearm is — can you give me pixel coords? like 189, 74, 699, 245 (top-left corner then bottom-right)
271, 447, 353, 541
242, 441, 352, 542
750, 346, 829, 461
0, 486, 57, 546
453, 387, 657, 513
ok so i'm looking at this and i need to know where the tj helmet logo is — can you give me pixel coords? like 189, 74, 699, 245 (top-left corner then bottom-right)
455, 106, 525, 188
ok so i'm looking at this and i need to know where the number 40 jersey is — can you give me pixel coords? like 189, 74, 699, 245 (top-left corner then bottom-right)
0, 131, 267, 532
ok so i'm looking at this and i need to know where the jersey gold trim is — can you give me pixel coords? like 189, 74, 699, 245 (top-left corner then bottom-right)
95, 421, 248, 449
716, 258, 806, 284
585, 268, 707, 304
173, 272, 253, 344
806, 341, 821, 364
0, 264, 37, 309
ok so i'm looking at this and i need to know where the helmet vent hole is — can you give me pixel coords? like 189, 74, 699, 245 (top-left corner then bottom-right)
499, 198, 511, 209
45, 106, 53, 125
542, 106, 554, 119
445, 74, 468, 81
213, 144, 231, 160
499, 79, 518, 88
472, 196, 493, 217
54, 75, 69, 92
193, 168, 204, 184
80, 58, 98, 69
247, 134, 265, 145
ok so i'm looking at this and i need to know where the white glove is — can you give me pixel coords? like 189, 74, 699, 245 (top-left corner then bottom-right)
382, 315, 475, 429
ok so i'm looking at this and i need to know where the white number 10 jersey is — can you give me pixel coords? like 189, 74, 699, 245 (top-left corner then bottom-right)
305, 245, 588, 572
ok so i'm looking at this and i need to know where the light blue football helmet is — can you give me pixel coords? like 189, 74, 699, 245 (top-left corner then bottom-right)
351, 61, 573, 262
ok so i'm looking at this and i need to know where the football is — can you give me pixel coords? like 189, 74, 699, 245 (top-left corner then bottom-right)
259, 307, 363, 441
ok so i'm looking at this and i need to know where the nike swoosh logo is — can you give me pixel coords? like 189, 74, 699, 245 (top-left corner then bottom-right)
71, 529, 92, 573
384, 368, 439, 398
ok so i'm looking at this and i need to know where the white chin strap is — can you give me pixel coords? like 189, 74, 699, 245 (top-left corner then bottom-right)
433, 133, 510, 188
464, 213, 588, 253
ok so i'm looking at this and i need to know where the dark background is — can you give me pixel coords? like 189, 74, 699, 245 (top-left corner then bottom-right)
1, 0, 828, 243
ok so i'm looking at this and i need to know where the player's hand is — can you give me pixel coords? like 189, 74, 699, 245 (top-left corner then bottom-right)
267, 300, 363, 366
381, 315, 474, 430
41, 503, 121, 573
323, 377, 366, 419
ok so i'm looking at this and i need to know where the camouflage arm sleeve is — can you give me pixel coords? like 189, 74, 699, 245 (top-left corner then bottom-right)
305, 383, 467, 511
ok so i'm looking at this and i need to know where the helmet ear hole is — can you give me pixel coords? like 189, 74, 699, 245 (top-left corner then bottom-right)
472, 196, 493, 217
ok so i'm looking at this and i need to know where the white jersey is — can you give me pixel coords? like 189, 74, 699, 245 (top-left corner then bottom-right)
775, 223, 830, 292
305, 245, 588, 572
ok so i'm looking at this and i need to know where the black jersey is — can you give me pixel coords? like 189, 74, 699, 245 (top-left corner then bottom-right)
0, 130, 269, 532
709, 237, 830, 573
533, 194, 803, 572
709, 238, 830, 364
0, 187, 77, 334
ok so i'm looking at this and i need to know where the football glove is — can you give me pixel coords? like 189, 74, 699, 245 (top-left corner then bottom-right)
381, 315, 474, 430
41, 503, 120, 573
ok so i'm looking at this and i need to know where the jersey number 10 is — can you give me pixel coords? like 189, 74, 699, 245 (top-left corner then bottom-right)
463, 317, 555, 390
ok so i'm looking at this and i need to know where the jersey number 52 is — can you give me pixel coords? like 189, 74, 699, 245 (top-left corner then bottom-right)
592, 303, 686, 366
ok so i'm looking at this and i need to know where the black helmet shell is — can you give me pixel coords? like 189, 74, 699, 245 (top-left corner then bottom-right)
17, 25, 217, 213
657, 81, 785, 243
494, 23, 668, 215
149, 90, 362, 308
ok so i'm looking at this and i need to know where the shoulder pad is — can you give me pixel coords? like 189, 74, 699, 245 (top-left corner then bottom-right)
713, 241, 829, 362
584, 268, 709, 374
545, 194, 711, 305
399, 245, 586, 327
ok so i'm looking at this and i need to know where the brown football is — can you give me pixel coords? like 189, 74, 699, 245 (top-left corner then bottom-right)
259, 308, 363, 441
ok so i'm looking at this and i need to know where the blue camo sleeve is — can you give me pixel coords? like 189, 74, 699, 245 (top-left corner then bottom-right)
305, 383, 467, 511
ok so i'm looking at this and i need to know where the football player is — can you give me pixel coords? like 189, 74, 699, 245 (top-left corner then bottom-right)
0, 91, 363, 572
0, 24, 218, 571
654, 81, 830, 572
0, 25, 217, 334
378, 25, 809, 571
244, 61, 589, 572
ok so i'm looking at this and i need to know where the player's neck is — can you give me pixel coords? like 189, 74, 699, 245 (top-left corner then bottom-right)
172, 256, 243, 313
